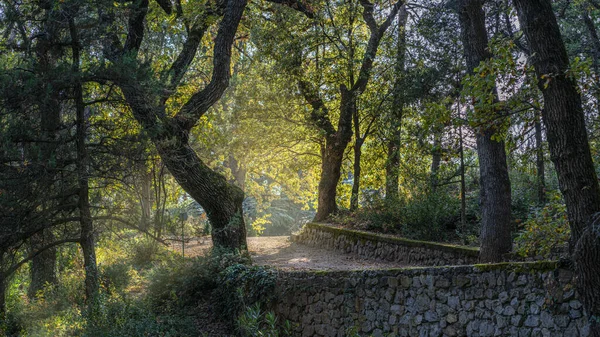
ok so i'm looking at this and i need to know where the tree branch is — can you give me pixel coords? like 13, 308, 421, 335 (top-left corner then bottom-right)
352, 0, 404, 93
174, 0, 248, 132
6, 238, 81, 276
264, 0, 315, 18
298, 80, 337, 136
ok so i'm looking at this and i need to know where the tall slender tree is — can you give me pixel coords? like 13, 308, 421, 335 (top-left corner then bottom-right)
385, 3, 409, 202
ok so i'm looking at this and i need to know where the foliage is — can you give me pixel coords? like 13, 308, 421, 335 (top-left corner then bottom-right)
333, 190, 479, 243
215, 263, 278, 323
514, 193, 570, 259
237, 303, 292, 337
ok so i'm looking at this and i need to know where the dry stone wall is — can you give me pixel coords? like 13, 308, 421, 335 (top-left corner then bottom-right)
292, 223, 479, 266
274, 262, 588, 337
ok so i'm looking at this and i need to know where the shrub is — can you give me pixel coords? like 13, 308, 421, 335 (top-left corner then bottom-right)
237, 303, 291, 337
145, 247, 251, 310
514, 193, 570, 259
215, 264, 278, 323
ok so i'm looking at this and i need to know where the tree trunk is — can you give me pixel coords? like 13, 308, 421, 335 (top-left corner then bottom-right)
70, 18, 99, 306
459, 118, 467, 243
29, 230, 57, 298
112, 0, 249, 251
430, 134, 442, 192
350, 139, 363, 212
30, 1, 61, 298
313, 88, 354, 221
534, 116, 546, 205
385, 4, 408, 202
458, 0, 512, 263
226, 154, 247, 191
153, 137, 247, 249
513, 0, 600, 334
140, 170, 153, 231
582, 8, 600, 117
475, 130, 512, 262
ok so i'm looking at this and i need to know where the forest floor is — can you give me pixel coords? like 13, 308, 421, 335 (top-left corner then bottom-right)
171, 236, 406, 271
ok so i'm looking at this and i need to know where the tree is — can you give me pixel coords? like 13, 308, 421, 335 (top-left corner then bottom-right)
295, 0, 403, 221
457, 0, 513, 262
385, 3, 408, 202
512, 0, 600, 334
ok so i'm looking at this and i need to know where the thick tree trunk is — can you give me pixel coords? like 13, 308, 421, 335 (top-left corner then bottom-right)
154, 138, 247, 249
513, 0, 600, 334
534, 117, 546, 205
385, 4, 408, 202
458, 0, 512, 263
29, 230, 57, 298
112, 0, 248, 251
475, 130, 512, 262
313, 88, 354, 221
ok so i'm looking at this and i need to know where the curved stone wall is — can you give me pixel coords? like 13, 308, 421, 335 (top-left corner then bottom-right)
292, 223, 479, 266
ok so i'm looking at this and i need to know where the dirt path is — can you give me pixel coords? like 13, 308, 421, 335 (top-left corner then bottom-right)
174, 236, 406, 271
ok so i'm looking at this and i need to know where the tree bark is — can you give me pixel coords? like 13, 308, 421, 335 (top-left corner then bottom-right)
513, 0, 600, 334
350, 115, 363, 212
313, 86, 354, 221
458, 0, 512, 263
534, 115, 546, 205
153, 137, 247, 249
430, 134, 442, 192
582, 8, 600, 116
385, 4, 408, 202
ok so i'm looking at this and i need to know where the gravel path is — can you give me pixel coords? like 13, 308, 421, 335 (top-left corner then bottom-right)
175, 236, 406, 271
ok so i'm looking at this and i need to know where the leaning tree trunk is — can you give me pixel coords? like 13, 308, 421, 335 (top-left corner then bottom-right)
153, 136, 247, 249
458, 0, 512, 263
513, 0, 600, 334
109, 0, 248, 251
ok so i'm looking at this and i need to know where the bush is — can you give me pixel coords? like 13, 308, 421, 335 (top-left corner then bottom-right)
127, 238, 168, 268
333, 191, 476, 243
82, 297, 197, 337
514, 193, 570, 259
146, 247, 251, 310
215, 264, 278, 323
